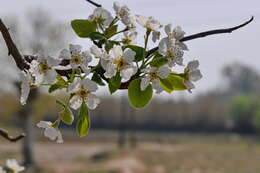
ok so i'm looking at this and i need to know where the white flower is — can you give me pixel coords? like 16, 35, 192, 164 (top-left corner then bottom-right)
141, 65, 171, 93
90, 45, 111, 70
29, 55, 59, 84
20, 71, 31, 105
106, 45, 137, 81
152, 31, 160, 43
135, 15, 161, 31
59, 44, 92, 74
164, 24, 188, 50
37, 121, 63, 143
68, 78, 100, 110
113, 2, 135, 28
122, 29, 137, 45
6, 159, 25, 173
158, 38, 184, 67
184, 60, 203, 92
89, 7, 113, 27
0, 167, 6, 173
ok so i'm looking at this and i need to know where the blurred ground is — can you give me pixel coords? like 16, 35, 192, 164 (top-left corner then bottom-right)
1, 132, 260, 173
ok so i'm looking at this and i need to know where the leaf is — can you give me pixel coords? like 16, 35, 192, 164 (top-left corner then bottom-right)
108, 73, 121, 94
49, 84, 61, 93
71, 19, 97, 38
159, 73, 187, 93
48, 75, 67, 93
56, 100, 74, 125
128, 78, 153, 108
92, 73, 105, 86
105, 25, 118, 38
150, 57, 168, 67
89, 32, 106, 40
77, 102, 90, 137
105, 40, 120, 52
125, 45, 146, 62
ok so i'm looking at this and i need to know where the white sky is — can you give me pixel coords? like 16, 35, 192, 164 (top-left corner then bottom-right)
0, 0, 259, 98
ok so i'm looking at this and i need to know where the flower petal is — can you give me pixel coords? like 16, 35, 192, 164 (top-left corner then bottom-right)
123, 49, 136, 63
69, 95, 83, 110
81, 78, 98, 92
20, 72, 31, 105
140, 76, 151, 91
85, 94, 100, 110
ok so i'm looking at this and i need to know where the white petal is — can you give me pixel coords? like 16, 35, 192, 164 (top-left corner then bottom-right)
46, 56, 61, 66
44, 70, 57, 84
189, 69, 203, 82
184, 80, 195, 91
113, 1, 121, 13
120, 66, 137, 81
80, 65, 91, 75
165, 24, 172, 36
104, 62, 117, 78
109, 45, 123, 59
173, 26, 185, 40
100, 59, 109, 70
56, 130, 64, 144
81, 51, 93, 64
44, 127, 58, 140
85, 94, 100, 110
69, 44, 82, 55
157, 66, 171, 79
90, 45, 103, 58
37, 121, 51, 129
81, 78, 98, 92
187, 60, 199, 71
123, 49, 136, 63
140, 76, 151, 91
59, 49, 71, 60
158, 38, 168, 56
135, 15, 148, 28
67, 77, 81, 93
69, 95, 83, 110
152, 31, 160, 43
20, 72, 31, 105
152, 79, 163, 93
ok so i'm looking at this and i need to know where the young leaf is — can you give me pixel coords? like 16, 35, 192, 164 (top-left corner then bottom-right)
71, 19, 97, 38
77, 102, 90, 137
56, 100, 74, 125
125, 45, 146, 62
150, 57, 168, 67
108, 72, 121, 94
49, 75, 67, 93
92, 73, 105, 86
160, 73, 187, 93
105, 25, 118, 38
89, 32, 106, 40
128, 78, 153, 108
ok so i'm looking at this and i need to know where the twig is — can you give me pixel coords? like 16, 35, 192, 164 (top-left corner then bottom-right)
146, 16, 254, 57
0, 128, 25, 142
86, 0, 102, 7
0, 19, 29, 70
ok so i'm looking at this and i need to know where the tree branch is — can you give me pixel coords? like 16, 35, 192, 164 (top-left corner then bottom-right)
0, 128, 25, 142
0, 19, 30, 70
86, 0, 102, 7
146, 16, 254, 57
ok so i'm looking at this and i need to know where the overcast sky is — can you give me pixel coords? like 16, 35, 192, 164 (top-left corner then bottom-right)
0, 0, 259, 98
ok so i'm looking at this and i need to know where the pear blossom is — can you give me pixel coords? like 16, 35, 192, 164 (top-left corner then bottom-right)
141, 65, 171, 93
29, 55, 60, 85
89, 7, 113, 27
184, 60, 203, 92
105, 45, 137, 81
135, 15, 161, 31
68, 78, 100, 110
20, 71, 31, 105
113, 2, 135, 28
6, 159, 25, 173
158, 38, 184, 67
37, 121, 63, 143
59, 44, 92, 74
122, 29, 137, 45
90, 45, 111, 70
0, 167, 6, 173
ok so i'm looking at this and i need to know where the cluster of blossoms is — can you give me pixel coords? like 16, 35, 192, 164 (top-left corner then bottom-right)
0, 159, 25, 173
19, 1, 202, 143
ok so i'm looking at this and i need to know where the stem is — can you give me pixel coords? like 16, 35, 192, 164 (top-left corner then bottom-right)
142, 29, 151, 65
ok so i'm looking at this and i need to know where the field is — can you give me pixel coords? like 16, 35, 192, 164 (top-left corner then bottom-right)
1, 131, 260, 173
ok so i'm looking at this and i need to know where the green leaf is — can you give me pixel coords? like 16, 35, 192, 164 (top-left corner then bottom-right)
105, 25, 118, 38
128, 78, 153, 108
108, 73, 121, 94
105, 40, 120, 52
77, 102, 90, 137
159, 73, 187, 93
48, 75, 67, 93
150, 57, 168, 67
125, 45, 146, 62
71, 19, 97, 38
56, 100, 74, 125
92, 73, 105, 86
89, 32, 106, 40
48, 84, 61, 93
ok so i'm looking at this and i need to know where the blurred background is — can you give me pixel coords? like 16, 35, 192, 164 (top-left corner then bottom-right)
0, 0, 260, 173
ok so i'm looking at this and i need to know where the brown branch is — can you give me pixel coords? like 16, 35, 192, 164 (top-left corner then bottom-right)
86, 0, 102, 7
146, 16, 254, 57
0, 19, 29, 70
0, 128, 25, 142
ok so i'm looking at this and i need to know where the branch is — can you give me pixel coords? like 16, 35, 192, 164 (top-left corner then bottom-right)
86, 0, 102, 7
147, 16, 254, 57
0, 128, 25, 142
0, 19, 29, 70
